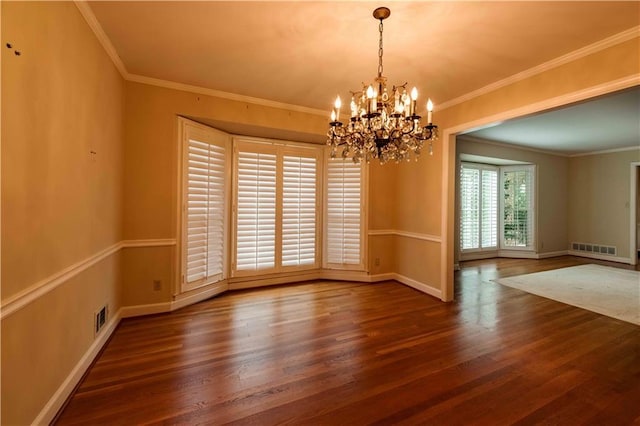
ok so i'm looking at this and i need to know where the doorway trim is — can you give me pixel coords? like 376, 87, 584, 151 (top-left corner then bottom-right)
630, 162, 640, 265
441, 75, 640, 301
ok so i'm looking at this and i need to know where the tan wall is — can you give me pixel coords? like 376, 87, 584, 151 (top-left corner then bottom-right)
1, 2, 124, 424
455, 137, 569, 262
568, 149, 640, 259
368, 161, 397, 273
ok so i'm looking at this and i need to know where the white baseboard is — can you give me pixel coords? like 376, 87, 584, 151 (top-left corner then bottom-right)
498, 250, 538, 259
460, 251, 498, 261
537, 250, 568, 259
120, 302, 172, 318
393, 273, 442, 300
172, 281, 228, 311
567, 250, 632, 265
228, 270, 323, 290
33, 307, 122, 425
367, 273, 396, 282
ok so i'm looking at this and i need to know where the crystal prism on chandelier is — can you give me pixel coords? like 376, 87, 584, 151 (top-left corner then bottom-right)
328, 6, 438, 164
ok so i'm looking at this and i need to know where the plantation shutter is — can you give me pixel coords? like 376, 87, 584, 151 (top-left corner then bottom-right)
326, 158, 363, 267
460, 165, 480, 250
182, 121, 230, 291
501, 166, 535, 249
235, 151, 277, 271
481, 169, 498, 248
282, 155, 317, 267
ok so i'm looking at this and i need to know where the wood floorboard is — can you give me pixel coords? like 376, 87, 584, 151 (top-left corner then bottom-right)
55, 256, 640, 425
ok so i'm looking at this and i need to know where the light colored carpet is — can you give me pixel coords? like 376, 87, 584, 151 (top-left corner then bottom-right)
494, 264, 640, 325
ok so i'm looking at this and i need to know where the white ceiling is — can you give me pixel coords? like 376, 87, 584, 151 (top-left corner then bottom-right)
464, 87, 640, 156
86, 1, 640, 151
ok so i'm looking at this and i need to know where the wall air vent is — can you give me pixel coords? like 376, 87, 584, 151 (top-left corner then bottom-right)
95, 305, 108, 336
571, 242, 616, 256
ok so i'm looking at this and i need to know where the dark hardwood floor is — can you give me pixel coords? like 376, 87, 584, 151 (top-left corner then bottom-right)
56, 256, 640, 425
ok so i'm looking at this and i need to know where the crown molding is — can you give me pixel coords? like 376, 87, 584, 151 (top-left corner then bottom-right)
74, 0, 328, 117
569, 145, 640, 158
437, 26, 640, 112
127, 74, 329, 116
457, 134, 570, 157
74, 1, 128, 77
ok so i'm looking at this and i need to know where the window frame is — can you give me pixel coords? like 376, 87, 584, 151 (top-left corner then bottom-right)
178, 118, 232, 294
231, 137, 323, 277
323, 149, 368, 271
460, 162, 499, 253
499, 164, 536, 251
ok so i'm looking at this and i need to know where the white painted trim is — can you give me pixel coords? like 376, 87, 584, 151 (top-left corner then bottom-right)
368, 229, 442, 243
229, 271, 323, 290
120, 302, 172, 318
172, 281, 228, 311
73, 1, 128, 77
393, 274, 442, 301
458, 135, 569, 158
127, 74, 328, 116
1, 239, 178, 320
437, 26, 640, 111
568, 250, 632, 265
461, 250, 568, 261
122, 238, 176, 248
537, 250, 569, 259
368, 273, 396, 282
444, 75, 640, 139
460, 251, 499, 261
570, 145, 640, 158
498, 250, 539, 259
32, 307, 122, 425
629, 162, 639, 266
366, 229, 396, 236
0, 242, 122, 320
321, 270, 376, 283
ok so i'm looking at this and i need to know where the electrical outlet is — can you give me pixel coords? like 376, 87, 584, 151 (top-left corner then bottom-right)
374, 257, 380, 266
153, 279, 162, 291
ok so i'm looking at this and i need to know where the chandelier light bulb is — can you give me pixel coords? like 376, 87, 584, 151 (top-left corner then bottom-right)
366, 86, 374, 99
411, 87, 418, 101
427, 98, 434, 123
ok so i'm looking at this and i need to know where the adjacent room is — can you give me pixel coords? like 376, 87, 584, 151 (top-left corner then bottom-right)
2, 1, 639, 424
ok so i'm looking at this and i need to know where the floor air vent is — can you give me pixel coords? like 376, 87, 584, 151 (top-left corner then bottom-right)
571, 242, 616, 256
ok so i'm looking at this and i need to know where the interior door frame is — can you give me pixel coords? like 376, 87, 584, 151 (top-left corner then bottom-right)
630, 162, 639, 265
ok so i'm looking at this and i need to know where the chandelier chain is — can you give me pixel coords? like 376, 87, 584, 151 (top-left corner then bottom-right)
378, 20, 384, 78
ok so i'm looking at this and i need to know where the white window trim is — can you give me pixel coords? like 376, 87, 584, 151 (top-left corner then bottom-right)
231, 137, 323, 277
177, 117, 232, 294
499, 164, 537, 251
323, 147, 369, 272
460, 162, 499, 254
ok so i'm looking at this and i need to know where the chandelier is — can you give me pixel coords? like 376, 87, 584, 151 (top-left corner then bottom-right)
328, 7, 438, 164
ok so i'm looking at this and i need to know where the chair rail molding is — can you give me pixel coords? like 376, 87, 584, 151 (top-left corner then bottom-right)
1, 239, 177, 320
